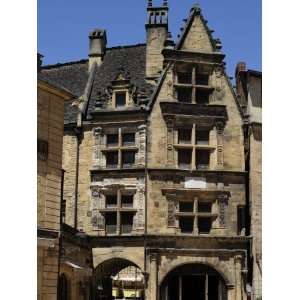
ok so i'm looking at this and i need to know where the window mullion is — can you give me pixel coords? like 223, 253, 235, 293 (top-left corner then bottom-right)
191, 124, 196, 170
192, 67, 196, 104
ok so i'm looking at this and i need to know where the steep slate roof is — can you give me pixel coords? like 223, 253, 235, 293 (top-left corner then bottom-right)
40, 44, 154, 124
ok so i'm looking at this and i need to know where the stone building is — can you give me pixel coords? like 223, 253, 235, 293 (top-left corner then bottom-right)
235, 64, 262, 300
37, 64, 75, 300
39, 1, 261, 299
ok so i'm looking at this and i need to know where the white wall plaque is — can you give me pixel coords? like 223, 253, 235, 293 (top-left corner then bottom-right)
184, 177, 206, 189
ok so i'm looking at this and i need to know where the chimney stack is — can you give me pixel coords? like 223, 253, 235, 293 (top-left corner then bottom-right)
88, 29, 107, 71
145, 1, 169, 79
235, 62, 247, 98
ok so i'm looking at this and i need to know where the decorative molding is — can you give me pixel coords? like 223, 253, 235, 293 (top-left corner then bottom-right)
217, 194, 228, 227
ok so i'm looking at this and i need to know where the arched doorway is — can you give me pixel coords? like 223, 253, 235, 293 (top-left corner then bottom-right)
160, 263, 227, 300
94, 258, 144, 300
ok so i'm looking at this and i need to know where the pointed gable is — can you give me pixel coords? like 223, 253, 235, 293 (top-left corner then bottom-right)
176, 6, 215, 53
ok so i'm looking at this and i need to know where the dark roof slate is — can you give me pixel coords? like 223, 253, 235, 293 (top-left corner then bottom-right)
87, 44, 153, 118
40, 44, 154, 124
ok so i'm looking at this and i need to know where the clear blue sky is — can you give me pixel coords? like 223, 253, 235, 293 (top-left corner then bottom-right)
38, 0, 261, 78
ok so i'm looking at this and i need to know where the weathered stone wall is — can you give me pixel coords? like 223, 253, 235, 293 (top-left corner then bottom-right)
37, 86, 64, 231
181, 14, 214, 53
146, 26, 168, 78
250, 127, 262, 299
37, 82, 66, 300
37, 239, 60, 300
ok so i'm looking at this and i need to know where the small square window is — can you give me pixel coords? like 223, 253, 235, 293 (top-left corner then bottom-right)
116, 92, 126, 107
120, 212, 134, 234
177, 72, 192, 84
105, 212, 117, 234
198, 202, 212, 213
121, 194, 134, 208
196, 150, 210, 169
198, 217, 212, 234
122, 151, 135, 168
179, 201, 194, 212
177, 87, 192, 103
107, 134, 119, 147
122, 133, 135, 146
178, 128, 192, 144
179, 217, 194, 233
106, 151, 118, 168
178, 149, 192, 169
196, 89, 210, 104
196, 130, 209, 145
106, 194, 117, 208
196, 74, 209, 85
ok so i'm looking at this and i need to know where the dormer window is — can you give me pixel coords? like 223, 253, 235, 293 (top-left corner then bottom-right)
115, 91, 126, 107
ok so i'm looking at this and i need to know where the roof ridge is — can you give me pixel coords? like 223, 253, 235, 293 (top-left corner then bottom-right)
42, 59, 88, 70
41, 43, 146, 70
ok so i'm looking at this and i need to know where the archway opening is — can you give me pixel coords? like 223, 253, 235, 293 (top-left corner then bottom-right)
94, 258, 144, 300
160, 263, 227, 300
58, 273, 70, 300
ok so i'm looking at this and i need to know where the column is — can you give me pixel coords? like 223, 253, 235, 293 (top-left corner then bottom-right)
166, 117, 174, 167
191, 123, 196, 171
234, 255, 243, 300
149, 253, 158, 300
192, 67, 196, 104
118, 128, 122, 168
193, 197, 198, 235
215, 121, 225, 169
117, 189, 121, 235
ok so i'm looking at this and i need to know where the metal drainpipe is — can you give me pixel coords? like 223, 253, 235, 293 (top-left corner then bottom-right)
74, 126, 82, 230
57, 168, 65, 299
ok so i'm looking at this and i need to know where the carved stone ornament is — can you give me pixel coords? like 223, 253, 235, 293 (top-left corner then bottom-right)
217, 194, 228, 227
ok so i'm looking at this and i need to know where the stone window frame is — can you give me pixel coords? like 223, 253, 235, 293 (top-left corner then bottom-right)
163, 189, 230, 234
93, 125, 147, 169
174, 123, 215, 171
165, 117, 225, 170
100, 188, 138, 236
174, 64, 214, 104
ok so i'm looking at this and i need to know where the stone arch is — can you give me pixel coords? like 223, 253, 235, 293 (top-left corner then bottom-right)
93, 250, 145, 271
158, 257, 234, 287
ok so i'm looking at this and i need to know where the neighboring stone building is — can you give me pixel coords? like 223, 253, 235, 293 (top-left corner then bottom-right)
235, 63, 262, 300
37, 67, 74, 300
39, 2, 261, 299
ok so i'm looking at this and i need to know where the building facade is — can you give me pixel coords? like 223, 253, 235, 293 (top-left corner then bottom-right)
37, 71, 75, 300
39, 2, 261, 300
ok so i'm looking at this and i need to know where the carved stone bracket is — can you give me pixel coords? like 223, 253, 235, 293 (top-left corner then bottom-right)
165, 116, 174, 167
217, 194, 228, 228
215, 120, 225, 169
212, 66, 225, 102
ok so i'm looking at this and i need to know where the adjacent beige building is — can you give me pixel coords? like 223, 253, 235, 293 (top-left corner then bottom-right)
37, 71, 74, 300
38, 1, 261, 299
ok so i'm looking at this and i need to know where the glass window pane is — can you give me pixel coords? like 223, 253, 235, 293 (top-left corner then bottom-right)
196, 130, 209, 145
178, 149, 192, 169
198, 217, 212, 233
196, 150, 210, 169
177, 72, 192, 84
198, 202, 212, 213
178, 128, 192, 144
195, 89, 210, 104
106, 195, 117, 208
121, 195, 134, 208
179, 217, 194, 233
122, 133, 135, 146
122, 151, 135, 168
177, 87, 192, 103
196, 74, 209, 85
116, 92, 126, 107
107, 134, 118, 147
179, 201, 194, 212
106, 151, 118, 168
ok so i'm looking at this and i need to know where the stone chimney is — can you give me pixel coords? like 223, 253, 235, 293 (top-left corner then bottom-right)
145, 0, 169, 79
235, 62, 247, 98
88, 29, 107, 71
